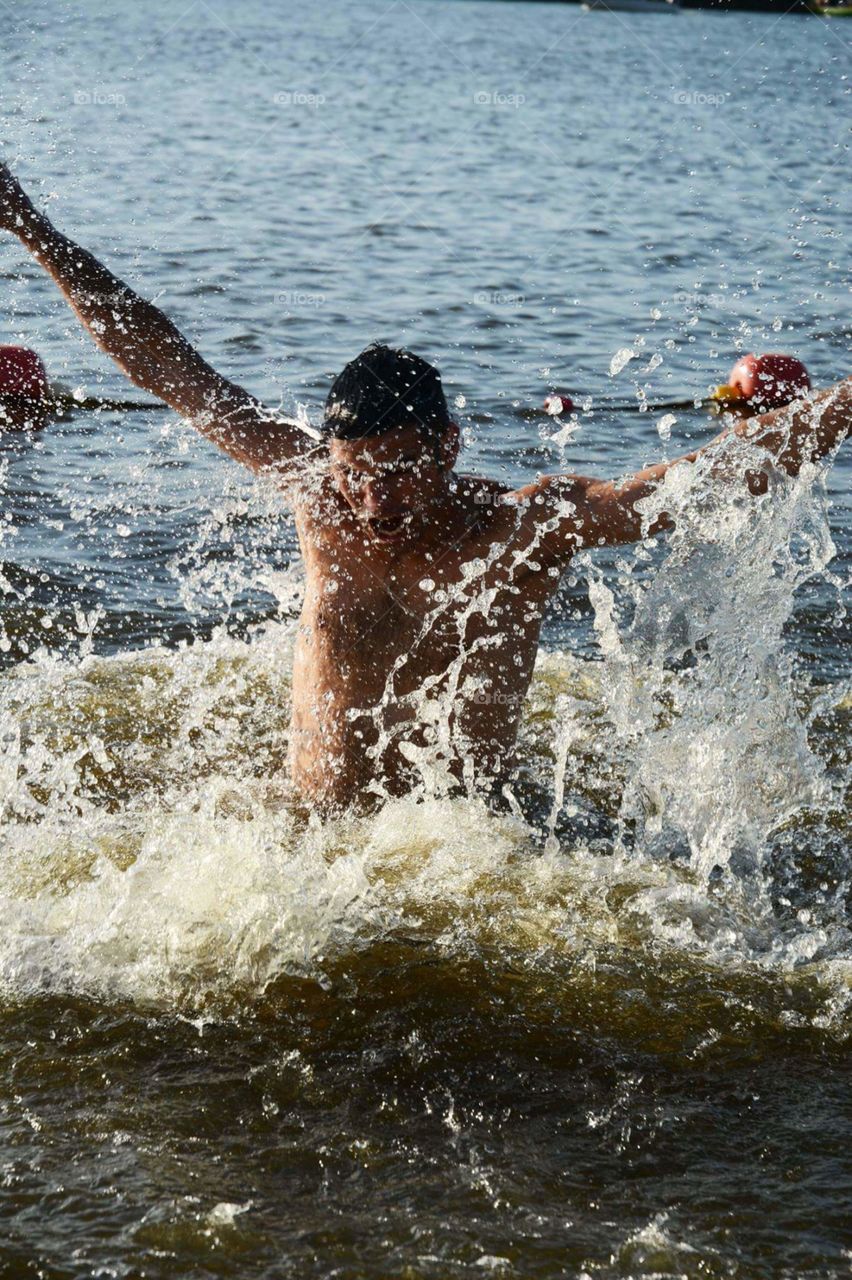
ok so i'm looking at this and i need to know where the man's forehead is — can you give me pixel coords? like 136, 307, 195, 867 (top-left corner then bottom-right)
329, 424, 428, 465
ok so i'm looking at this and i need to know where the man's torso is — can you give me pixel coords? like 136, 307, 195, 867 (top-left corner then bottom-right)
287, 474, 565, 810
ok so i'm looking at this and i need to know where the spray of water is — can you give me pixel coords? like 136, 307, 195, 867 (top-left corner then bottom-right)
587, 445, 843, 878
0, 412, 849, 1033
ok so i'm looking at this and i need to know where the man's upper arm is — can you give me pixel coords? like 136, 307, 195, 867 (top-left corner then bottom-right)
170, 366, 315, 478
203, 392, 311, 475
510, 464, 679, 562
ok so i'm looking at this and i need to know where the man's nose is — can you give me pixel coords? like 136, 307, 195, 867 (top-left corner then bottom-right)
362, 477, 393, 511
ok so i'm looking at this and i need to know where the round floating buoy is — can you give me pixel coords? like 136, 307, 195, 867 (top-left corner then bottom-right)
715, 353, 810, 411
0, 345, 49, 430
544, 392, 574, 416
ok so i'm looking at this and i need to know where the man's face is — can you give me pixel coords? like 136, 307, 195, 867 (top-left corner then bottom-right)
329, 422, 457, 546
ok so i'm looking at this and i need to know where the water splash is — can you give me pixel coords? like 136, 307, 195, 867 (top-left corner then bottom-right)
583, 446, 844, 879
0, 615, 847, 1033
0, 411, 848, 1034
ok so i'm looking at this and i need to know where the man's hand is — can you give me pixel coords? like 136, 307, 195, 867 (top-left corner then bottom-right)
2, 163, 309, 476
732, 376, 852, 478
0, 162, 38, 234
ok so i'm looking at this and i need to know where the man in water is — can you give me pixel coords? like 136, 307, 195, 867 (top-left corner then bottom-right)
2, 163, 849, 811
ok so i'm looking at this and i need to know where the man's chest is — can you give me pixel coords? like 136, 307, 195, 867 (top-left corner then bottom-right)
307, 576, 419, 657
302, 552, 550, 680
296, 496, 556, 663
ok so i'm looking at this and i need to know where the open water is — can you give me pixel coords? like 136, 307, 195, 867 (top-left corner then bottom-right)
0, 1, 850, 1276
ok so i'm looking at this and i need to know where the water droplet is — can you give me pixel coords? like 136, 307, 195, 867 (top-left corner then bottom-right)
609, 347, 636, 377
657, 414, 676, 441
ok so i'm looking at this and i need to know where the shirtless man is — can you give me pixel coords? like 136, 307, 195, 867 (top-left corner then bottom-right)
2, 163, 849, 811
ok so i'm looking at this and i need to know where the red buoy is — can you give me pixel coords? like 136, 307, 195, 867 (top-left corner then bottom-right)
725, 353, 810, 410
0, 345, 48, 397
544, 392, 574, 416
0, 345, 49, 430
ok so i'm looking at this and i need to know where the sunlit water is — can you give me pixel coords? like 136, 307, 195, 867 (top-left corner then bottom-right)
1, 1, 850, 1276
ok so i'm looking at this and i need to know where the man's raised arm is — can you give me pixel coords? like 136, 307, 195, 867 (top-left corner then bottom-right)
0, 163, 308, 474
511, 376, 851, 560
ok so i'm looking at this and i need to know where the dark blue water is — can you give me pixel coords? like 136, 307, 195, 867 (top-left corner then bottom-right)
1, 2, 850, 1276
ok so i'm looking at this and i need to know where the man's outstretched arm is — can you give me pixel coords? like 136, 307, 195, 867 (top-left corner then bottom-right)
513, 376, 852, 559
0, 163, 308, 474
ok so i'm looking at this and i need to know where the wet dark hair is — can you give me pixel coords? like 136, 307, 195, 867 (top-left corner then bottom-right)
323, 343, 451, 441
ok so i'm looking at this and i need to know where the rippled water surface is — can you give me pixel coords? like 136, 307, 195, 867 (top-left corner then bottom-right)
1, 1, 850, 1276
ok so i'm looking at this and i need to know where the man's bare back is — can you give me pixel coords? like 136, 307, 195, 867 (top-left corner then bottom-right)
2, 162, 849, 813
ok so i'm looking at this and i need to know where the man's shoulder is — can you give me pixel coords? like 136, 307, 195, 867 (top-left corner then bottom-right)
456, 474, 513, 505
455, 475, 547, 554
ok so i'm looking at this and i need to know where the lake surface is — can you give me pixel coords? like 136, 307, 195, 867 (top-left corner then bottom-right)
1, 1, 850, 1276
